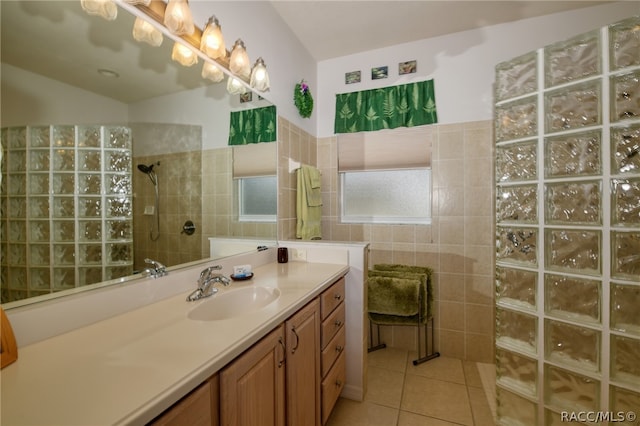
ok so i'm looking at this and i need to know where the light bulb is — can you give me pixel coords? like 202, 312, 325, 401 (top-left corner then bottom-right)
164, 0, 195, 36
200, 16, 226, 60
172, 42, 198, 67
202, 62, 224, 83
132, 17, 163, 47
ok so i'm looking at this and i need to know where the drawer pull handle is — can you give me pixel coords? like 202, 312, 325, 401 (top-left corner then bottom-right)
278, 337, 286, 368
335, 345, 344, 353
334, 293, 342, 300
334, 320, 343, 327
291, 327, 299, 354
335, 380, 342, 387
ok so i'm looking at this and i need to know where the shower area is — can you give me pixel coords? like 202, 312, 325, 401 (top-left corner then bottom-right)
0, 125, 133, 302
494, 16, 639, 424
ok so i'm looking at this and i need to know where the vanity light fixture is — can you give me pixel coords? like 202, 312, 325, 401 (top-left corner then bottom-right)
227, 76, 247, 95
200, 16, 226, 60
229, 39, 251, 80
81, 0, 117, 20
132, 17, 163, 47
164, 0, 195, 36
202, 62, 225, 83
250, 57, 270, 92
171, 41, 198, 67
100, 0, 272, 93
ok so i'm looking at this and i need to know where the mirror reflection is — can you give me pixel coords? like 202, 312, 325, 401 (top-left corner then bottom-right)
0, 0, 277, 304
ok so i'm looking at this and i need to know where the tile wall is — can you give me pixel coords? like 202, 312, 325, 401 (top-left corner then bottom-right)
277, 116, 495, 363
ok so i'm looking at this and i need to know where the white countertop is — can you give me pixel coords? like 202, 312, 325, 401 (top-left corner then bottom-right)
1, 261, 349, 426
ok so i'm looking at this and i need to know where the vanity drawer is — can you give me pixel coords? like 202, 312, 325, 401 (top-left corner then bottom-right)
321, 352, 346, 425
320, 277, 345, 320
321, 302, 345, 349
321, 325, 345, 378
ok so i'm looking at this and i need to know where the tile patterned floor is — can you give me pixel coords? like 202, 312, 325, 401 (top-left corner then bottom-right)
326, 348, 496, 426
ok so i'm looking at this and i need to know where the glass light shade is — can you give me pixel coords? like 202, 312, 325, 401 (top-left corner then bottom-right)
227, 77, 247, 95
171, 42, 198, 67
250, 57, 270, 92
163, 0, 195, 36
202, 62, 224, 83
132, 17, 163, 47
80, 0, 117, 21
200, 16, 226, 59
229, 39, 250, 79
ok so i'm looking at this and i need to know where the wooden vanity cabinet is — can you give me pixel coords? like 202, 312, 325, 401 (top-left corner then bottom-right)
319, 277, 346, 425
147, 275, 346, 426
148, 375, 219, 426
285, 298, 321, 426
220, 325, 286, 426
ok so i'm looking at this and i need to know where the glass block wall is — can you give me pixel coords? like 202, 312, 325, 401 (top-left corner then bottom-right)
494, 16, 640, 424
0, 125, 133, 303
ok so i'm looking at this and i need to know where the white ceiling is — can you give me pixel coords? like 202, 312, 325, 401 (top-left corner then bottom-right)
270, 1, 612, 61
1, 1, 612, 104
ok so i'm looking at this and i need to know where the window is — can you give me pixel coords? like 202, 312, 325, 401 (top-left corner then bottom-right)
237, 175, 277, 222
338, 126, 432, 225
341, 169, 431, 224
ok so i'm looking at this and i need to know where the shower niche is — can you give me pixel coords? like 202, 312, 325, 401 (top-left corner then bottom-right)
1, 125, 134, 302
494, 16, 640, 424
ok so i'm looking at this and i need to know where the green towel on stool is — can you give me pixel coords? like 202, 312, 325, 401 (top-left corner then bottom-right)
372, 264, 434, 321
368, 276, 421, 316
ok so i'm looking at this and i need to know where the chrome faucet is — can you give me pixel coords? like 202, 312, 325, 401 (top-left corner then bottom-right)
143, 258, 167, 278
186, 265, 231, 302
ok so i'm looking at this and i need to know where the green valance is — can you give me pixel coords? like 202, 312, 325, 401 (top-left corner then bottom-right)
229, 105, 277, 145
334, 79, 437, 134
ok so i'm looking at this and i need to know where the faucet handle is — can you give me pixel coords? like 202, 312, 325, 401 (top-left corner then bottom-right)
198, 265, 222, 284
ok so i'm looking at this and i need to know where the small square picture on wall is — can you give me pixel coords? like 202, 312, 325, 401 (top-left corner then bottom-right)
345, 70, 361, 84
399, 60, 417, 75
240, 92, 253, 103
371, 66, 388, 80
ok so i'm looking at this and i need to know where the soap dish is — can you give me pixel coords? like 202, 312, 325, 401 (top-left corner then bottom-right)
230, 273, 254, 281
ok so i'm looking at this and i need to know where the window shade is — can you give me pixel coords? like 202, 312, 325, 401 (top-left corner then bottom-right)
232, 142, 277, 177
338, 126, 432, 171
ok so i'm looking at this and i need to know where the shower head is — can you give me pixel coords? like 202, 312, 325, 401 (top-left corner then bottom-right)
137, 162, 159, 186
137, 163, 154, 174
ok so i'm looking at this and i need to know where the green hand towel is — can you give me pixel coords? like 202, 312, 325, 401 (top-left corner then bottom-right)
367, 276, 421, 316
296, 165, 322, 239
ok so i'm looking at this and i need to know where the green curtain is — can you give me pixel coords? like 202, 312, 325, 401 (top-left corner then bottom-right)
334, 79, 437, 134
229, 105, 277, 145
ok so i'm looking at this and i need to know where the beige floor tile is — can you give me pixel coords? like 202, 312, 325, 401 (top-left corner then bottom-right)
368, 347, 409, 373
476, 362, 496, 418
468, 386, 495, 426
406, 355, 466, 385
325, 398, 399, 426
366, 365, 406, 408
401, 375, 474, 425
398, 411, 461, 426
462, 361, 483, 388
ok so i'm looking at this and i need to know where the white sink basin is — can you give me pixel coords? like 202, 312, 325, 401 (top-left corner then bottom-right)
188, 286, 281, 321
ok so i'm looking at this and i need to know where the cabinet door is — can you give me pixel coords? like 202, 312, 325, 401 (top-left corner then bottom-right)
148, 376, 218, 426
220, 326, 286, 426
285, 299, 321, 426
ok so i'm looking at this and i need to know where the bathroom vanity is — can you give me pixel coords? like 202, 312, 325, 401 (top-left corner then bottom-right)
0, 249, 359, 426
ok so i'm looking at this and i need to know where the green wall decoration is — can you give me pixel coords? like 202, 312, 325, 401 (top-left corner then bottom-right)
228, 105, 277, 145
294, 80, 314, 118
334, 79, 438, 133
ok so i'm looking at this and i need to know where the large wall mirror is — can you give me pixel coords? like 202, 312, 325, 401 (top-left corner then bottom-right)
0, 0, 277, 305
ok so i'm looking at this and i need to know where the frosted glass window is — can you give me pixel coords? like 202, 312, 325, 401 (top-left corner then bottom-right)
237, 175, 277, 222
340, 169, 431, 224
